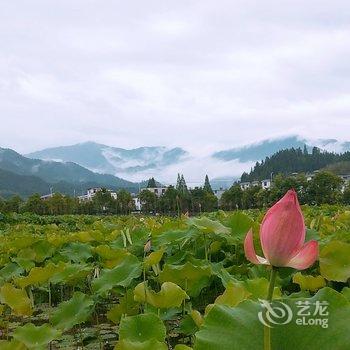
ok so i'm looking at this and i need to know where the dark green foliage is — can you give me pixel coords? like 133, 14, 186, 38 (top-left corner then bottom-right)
203, 175, 213, 194
241, 147, 350, 182
0, 147, 137, 197
306, 171, 343, 205
158, 185, 180, 215
190, 187, 217, 213
343, 184, 350, 205
222, 171, 346, 209
147, 177, 157, 188
176, 174, 189, 195
139, 189, 158, 213
220, 185, 243, 210
0, 168, 50, 198
323, 161, 350, 175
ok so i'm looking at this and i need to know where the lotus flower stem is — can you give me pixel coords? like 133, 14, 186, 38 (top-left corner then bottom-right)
264, 266, 278, 350
204, 235, 208, 261
267, 267, 278, 302
243, 190, 319, 349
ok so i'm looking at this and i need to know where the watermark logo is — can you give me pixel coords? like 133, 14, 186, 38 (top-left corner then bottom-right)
258, 300, 293, 328
258, 300, 329, 329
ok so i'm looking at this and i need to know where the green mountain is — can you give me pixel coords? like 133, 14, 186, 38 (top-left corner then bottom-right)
0, 147, 138, 197
26, 141, 188, 175
0, 168, 50, 198
0, 147, 135, 186
241, 147, 350, 181
213, 136, 350, 163
323, 161, 350, 175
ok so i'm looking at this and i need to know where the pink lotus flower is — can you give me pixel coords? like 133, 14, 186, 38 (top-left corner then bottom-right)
244, 190, 318, 269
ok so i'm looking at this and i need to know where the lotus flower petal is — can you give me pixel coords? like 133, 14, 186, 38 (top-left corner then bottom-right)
244, 229, 268, 265
260, 190, 305, 266
286, 240, 318, 270
243, 189, 319, 270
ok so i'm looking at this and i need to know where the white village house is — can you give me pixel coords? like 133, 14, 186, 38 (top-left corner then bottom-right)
239, 179, 272, 190
141, 186, 167, 198
213, 188, 226, 200
78, 187, 118, 202
239, 171, 350, 193
132, 196, 142, 211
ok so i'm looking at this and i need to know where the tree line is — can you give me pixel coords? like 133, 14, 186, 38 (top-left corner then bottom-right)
139, 175, 218, 215
222, 171, 350, 210
1, 171, 350, 216
0, 175, 218, 215
241, 146, 350, 182
0, 189, 135, 215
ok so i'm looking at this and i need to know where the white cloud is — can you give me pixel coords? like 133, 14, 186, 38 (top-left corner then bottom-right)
0, 0, 349, 160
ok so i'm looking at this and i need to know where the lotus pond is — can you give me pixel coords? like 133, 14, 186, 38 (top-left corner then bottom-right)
0, 205, 349, 349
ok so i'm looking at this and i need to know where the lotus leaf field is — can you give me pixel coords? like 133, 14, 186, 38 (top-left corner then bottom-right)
0, 205, 349, 349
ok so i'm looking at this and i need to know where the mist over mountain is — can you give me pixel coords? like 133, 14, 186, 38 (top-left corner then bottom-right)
27, 142, 188, 176
0, 147, 137, 197
213, 136, 350, 162
0, 168, 50, 198
1, 135, 348, 198
25, 136, 350, 188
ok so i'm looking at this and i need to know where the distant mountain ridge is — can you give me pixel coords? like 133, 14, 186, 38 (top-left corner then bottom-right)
0, 147, 138, 197
0, 168, 50, 198
25, 136, 350, 189
241, 148, 350, 182
27, 142, 188, 175
213, 136, 350, 162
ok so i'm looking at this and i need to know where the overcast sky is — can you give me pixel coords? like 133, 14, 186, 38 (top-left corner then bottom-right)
1, 0, 350, 154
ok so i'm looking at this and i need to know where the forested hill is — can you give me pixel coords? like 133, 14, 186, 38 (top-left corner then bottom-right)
241, 147, 350, 181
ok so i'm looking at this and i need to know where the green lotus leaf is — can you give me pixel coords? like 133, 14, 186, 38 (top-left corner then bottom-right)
0, 340, 27, 350
293, 273, 326, 292
60, 242, 93, 263
94, 245, 128, 260
71, 230, 96, 243
144, 249, 164, 268
11, 236, 36, 250
30, 240, 55, 262
225, 212, 259, 239
244, 277, 281, 300
115, 313, 167, 349
49, 262, 91, 285
51, 291, 94, 331
210, 263, 239, 287
14, 263, 59, 288
208, 241, 222, 254
152, 229, 196, 248
191, 310, 204, 327
107, 289, 140, 324
159, 262, 212, 297
174, 346, 193, 350
214, 281, 251, 307
12, 323, 60, 350
17, 248, 36, 261
96, 247, 133, 269
206, 278, 280, 315
0, 283, 32, 316
319, 241, 350, 282
116, 339, 167, 350
305, 228, 320, 242
194, 287, 350, 350
134, 282, 189, 308
342, 287, 350, 301
0, 262, 24, 283
11, 258, 35, 272
188, 217, 230, 235
92, 254, 142, 295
